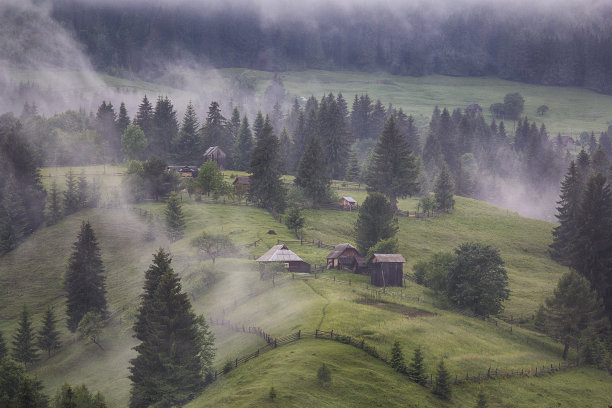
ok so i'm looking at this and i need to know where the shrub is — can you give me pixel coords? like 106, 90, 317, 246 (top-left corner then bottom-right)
317, 363, 331, 383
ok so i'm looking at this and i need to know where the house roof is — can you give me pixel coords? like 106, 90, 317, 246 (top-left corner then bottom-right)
203, 146, 225, 157
256, 244, 304, 262
373, 254, 406, 263
233, 176, 250, 185
342, 196, 356, 204
326, 243, 358, 259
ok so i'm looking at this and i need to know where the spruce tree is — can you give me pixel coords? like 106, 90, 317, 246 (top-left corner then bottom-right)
252, 111, 265, 141
550, 161, 582, 265
96, 101, 120, 161
365, 115, 419, 211
200, 101, 230, 159
407, 345, 428, 385
390, 340, 406, 373
295, 135, 329, 206
354, 192, 398, 254
134, 95, 154, 142
129, 249, 214, 408
228, 106, 241, 144
64, 221, 108, 332
46, 180, 63, 225
77, 171, 88, 209
63, 170, 79, 216
15, 376, 48, 408
345, 149, 361, 182
12, 304, 38, 366
249, 117, 286, 213
174, 101, 200, 164
432, 359, 451, 400
151, 96, 178, 158
434, 163, 455, 212
37, 307, 61, 358
0, 330, 7, 360
278, 127, 292, 174
117, 102, 131, 136
164, 193, 185, 242
233, 116, 253, 171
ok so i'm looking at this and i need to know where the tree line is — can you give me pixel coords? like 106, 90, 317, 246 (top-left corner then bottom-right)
49, 0, 612, 95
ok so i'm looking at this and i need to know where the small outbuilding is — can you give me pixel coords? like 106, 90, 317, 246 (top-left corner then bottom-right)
256, 244, 311, 273
203, 146, 227, 170
370, 253, 406, 287
341, 196, 357, 210
326, 243, 363, 271
167, 165, 199, 178
233, 176, 250, 193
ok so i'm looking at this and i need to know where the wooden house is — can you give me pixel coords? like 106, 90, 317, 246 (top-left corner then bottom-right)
370, 253, 406, 287
167, 165, 199, 178
233, 176, 250, 193
326, 243, 363, 271
256, 244, 311, 273
340, 196, 357, 210
203, 146, 226, 169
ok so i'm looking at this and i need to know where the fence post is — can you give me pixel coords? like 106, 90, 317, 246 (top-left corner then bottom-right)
315, 329, 318, 338
215, 371, 217, 380
454, 375, 458, 385
298, 330, 301, 339
235, 358, 238, 368
430, 374, 433, 385
330, 330, 333, 340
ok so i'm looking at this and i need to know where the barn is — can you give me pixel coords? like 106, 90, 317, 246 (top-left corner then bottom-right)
256, 244, 311, 273
340, 196, 357, 210
326, 243, 363, 271
369, 253, 406, 287
203, 146, 227, 170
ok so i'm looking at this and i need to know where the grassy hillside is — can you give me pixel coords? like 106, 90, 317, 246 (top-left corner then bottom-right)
0, 168, 607, 406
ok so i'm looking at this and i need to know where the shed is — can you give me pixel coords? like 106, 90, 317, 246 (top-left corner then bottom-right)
256, 244, 311, 273
167, 165, 199, 178
233, 176, 250, 193
341, 196, 357, 210
203, 146, 227, 170
370, 253, 406, 287
326, 243, 362, 271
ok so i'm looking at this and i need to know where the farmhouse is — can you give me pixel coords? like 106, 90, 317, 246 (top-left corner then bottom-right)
340, 196, 357, 210
326, 243, 363, 271
233, 176, 250, 193
256, 244, 311, 273
203, 146, 226, 169
369, 253, 406, 287
167, 165, 199, 178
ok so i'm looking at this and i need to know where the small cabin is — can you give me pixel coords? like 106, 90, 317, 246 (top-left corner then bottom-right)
341, 196, 357, 210
167, 165, 199, 178
203, 146, 226, 170
326, 243, 363, 271
370, 253, 406, 287
256, 244, 311, 273
233, 176, 250, 193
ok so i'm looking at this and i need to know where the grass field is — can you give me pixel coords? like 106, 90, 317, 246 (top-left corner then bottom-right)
0, 167, 607, 406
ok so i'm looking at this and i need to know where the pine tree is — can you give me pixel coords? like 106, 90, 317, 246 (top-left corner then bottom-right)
550, 161, 583, 265
253, 111, 265, 141
233, 116, 253, 171
295, 135, 329, 206
96, 101, 119, 161
129, 249, 214, 408
345, 149, 361, 182
15, 376, 48, 408
0, 330, 7, 360
46, 180, 63, 225
151, 96, 178, 158
434, 163, 455, 212
365, 115, 419, 211
12, 304, 38, 366
228, 107, 241, 144
134, 95, 154, 142
37, 307, 60, 358
117, 102, 131, 136
77, 171, 88, 209
174, 101, 200, 164
249, 117, 286, 213
200, 101, 230, 159
63, 170, 79, 216
354, 192, 398, 254
64, 221, 107, 332
432, 359, 451, 400
278, 127, 292, 174
390, 340, 406, 373
407, 345, 428, 385
290, 110, 308, 173
164, 192, 186, 242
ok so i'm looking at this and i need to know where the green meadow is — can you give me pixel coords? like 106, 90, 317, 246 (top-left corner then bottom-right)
1, 167, 606, 407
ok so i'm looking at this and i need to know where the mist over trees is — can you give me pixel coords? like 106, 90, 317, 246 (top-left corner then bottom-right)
49, 0, 612, 95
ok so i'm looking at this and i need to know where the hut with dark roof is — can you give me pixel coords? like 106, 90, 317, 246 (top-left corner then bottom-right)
370, 253, 406, 287
326, 243, 363, 271
256, 244, 311, 273
203, 146, 226, 169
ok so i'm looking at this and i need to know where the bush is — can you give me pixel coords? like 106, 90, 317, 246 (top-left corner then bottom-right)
223, 360, 234, 374
317, 363, 331, 383
268, 386, 277, 400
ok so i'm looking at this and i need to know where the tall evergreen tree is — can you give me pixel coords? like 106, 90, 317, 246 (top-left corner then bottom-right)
0, 176, 28, 252
366, 116, 419, 211
12, 304, 38, 366
407, 345, 428, 386
437, 108, 458, 173
0, 330, 7, 360
116, 102, 131, 136
37, 307, 60, 358
354, 192, 398, 254
174, 101, 200, 164
129, 249, 214, 408
550, 161, 583, 265
77, 170, 88, 209
369, 99, 386, 140
434, 163, 455, 212
432, 359, 451, 400
390, 340, 406, 373
95, 101, 119, 161
228, 106, 241, 145
252, 111, 265, 141
345, 149, 361, 182
200, 101, 230, 159
233, 116, 253, 171
151, 96, 178, 158
63, 170, 79, 216
164, 192, 186, 242
134, 95, 154, 142
570, 173, 612, 323
278, 127, 291, 174
64, 221, 107, 332
290, 110, 308, 173
295, 135, 329, 206
319, 94, 349, 179
249, 117, 286, 213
